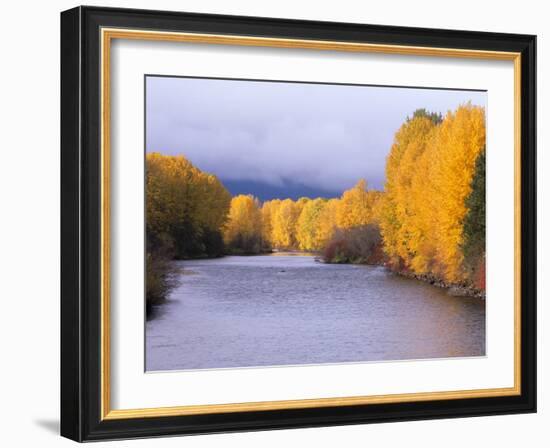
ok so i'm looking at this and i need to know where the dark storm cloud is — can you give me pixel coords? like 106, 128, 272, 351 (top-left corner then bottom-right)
146, 76, 486, 194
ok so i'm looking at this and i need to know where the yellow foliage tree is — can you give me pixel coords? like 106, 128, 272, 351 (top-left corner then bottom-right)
336, 179, 379, 229
223, 194, 263, 253
380, 114, 439, 268
296, 198, 327, 251
380, 104, 485, 283
430, 104, 486, 281
260, 199, 280, 249
145, 152, 231, 303
406, 139, 439, 274
146, 152, 231, 257
271, 198, 302, 249
315, 198, 340, 248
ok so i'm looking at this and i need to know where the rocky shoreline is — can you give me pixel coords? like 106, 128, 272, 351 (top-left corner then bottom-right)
319, 255, 485, 299
389, 268, 485, 299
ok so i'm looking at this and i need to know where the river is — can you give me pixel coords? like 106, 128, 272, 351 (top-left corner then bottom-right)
146, 254, 485, 371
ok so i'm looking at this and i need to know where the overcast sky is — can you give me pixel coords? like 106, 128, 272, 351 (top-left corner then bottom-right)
146, 76, 486, 200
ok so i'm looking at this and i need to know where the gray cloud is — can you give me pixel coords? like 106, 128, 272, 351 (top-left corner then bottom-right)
146, 76, 486, 192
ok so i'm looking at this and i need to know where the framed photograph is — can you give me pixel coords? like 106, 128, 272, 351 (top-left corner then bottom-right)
60, 6, 536, 441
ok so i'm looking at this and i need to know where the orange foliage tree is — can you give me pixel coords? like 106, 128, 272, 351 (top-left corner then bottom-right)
380, 104, 486, 284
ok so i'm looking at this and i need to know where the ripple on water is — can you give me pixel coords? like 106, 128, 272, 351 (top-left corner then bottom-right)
146, 255, 485, 371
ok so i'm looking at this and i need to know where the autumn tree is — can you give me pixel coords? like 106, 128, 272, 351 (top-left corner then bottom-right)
146, 152, 231, 259
224, 194, 263, 254
406, 137, 439, 274
430, 104, 486, 281
379, 112, 439, 269
145, 152, 231, 306
336, 179, 380, 229
380, 104, 486, 285
315, 198, 340, 248
260, 199, 280, 249
296, 198, 327, 251
271, 198, 302, 249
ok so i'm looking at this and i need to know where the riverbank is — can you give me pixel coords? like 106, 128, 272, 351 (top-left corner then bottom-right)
321, 250, 485, 299
390, 268, 485, 299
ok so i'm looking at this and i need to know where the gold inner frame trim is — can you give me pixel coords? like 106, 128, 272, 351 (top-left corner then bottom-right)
100, 27, 522, 421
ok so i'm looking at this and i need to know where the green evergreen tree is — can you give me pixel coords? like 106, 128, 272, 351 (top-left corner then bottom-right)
408, 108, 443, 125
461, 148, 486, 277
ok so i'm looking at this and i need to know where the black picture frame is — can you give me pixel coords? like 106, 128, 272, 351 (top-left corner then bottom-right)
61, 5, 536, 442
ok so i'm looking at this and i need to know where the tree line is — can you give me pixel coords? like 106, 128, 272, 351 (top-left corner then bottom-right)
223, 180, 383, 262
146, 103, 486, 306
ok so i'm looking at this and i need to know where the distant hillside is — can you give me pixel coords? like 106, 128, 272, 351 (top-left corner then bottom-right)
221, 179, 341, 202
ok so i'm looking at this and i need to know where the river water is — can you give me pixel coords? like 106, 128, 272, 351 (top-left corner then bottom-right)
146, 254, 485, 371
